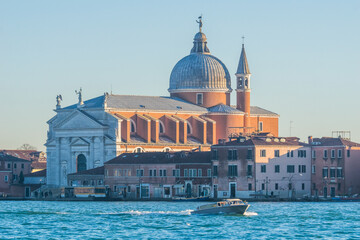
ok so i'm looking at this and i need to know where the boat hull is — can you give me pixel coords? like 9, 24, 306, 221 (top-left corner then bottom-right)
192, 204, 250, 215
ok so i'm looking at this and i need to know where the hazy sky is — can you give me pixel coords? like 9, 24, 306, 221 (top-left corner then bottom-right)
0, 0, 359, 151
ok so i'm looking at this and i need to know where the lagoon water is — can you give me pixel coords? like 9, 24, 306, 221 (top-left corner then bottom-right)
0, 201, 359, 239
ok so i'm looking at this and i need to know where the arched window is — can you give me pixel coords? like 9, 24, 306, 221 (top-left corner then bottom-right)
245, 78, 249, 87
130, 119, 136, 133
187, 122, 192, 135
162, 147, 172, 152
238, 77, 243, 87
77, 154, 87, 172
159, 120, 165, 134
133, 147, 145, 153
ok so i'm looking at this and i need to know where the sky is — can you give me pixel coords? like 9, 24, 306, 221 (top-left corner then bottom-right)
0, 0, 359, 151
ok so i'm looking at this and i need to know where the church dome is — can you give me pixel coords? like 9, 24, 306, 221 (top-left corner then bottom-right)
169, 30, 231, 92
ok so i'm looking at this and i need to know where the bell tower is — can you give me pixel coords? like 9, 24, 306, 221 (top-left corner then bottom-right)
235, 43, 251, 132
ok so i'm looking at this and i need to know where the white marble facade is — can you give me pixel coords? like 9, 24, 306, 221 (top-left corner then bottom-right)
46, 108, 121, 187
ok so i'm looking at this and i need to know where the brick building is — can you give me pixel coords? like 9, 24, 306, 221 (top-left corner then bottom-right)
309, 137, 360, 198
0, 153, 32, 197
104, 151, 211, 199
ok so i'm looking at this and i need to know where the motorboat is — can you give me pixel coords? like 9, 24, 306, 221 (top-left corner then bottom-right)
192, 199, 250, 215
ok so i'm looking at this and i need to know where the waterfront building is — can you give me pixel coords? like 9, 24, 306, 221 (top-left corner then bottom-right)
309, 137, 360, 198
104, 151, 211, 199
0, 153, 32, 197
211, 134, 311, 199
45, 19, 279, 187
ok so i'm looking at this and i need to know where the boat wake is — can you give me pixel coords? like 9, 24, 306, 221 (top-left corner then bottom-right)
244, 211, 258, 216
103, 210, 193, 216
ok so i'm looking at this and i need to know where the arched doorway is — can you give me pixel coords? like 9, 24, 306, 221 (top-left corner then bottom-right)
77, 154, 87, 172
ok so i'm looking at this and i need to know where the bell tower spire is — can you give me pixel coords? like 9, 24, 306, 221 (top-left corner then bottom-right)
235, 40, 251, 133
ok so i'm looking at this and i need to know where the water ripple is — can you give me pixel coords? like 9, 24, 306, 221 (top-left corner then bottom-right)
0, 201, 359, 239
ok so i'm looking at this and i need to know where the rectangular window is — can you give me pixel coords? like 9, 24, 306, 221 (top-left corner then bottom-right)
153, 170, 157, 177
312, 165, 316, 174
247, 149, 253, 160
159, 170, 163, 177
196, 93, 203, 105
4, 175, 8, 183
261, 165, 266, 173
259, 121, 263, 131
207, 169, 211, 177
212, 150, 218, 160
323, 168, 328, 178
275, 183, 279, 190
302, 183, 305, 190
287, 165, 295, 173
298, 165, 306, 173
324, 150, 328, 159
198, 169, 202, 177
184, 169, 188, 177
176, 169, 180, 177
136, 169, 144, 177
330, 168, 336, 178
21, 163, 24, 169
228, 165, 238, 177
163, 169, 167, 177
227, 150, 238, 160
331, 149, 335, 159
189, 169, 197, 177
150, 169, 153, 177
260, 149, 266, 157
172, 169, 176, 177
298, 150, 306, 158
274, 150, 280, 157
248, 183, 252, 191
312, 150, 316, 159
347, 149, 350, 157
213, 166, 218, 176
287, 150, 290, 157
275, 165, 280, 173
338, 149, 342, 158
14, 163, 17, 169
337, 168, 343, 178
291, 150, 294, 157
247, 165, 253, 177
261, 183, 265, 190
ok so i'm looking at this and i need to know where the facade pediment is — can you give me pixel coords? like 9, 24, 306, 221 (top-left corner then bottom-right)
71, 137, 90, 146
54, 110, 107, 130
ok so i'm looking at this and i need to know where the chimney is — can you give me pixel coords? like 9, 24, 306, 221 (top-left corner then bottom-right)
308, 136, 313, 144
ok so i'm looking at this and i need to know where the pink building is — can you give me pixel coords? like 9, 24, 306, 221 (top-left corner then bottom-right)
309, 137, 360, 198
0, 153, 32, 197
212, 134, 311, 199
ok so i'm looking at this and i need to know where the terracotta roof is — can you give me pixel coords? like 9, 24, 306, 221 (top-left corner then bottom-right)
311, 137, 360, 147
24, 169, 46, 177
0, 154, 30, 162
68, 166, 104, 176
213, 136, 308, 147
106, 151, 211, 165
31, 161, 47, 170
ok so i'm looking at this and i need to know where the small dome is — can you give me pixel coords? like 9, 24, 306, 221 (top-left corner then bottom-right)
194, 32, 207, 41
169, 31, 231, 92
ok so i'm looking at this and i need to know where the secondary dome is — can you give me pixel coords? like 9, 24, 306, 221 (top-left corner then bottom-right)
169, 30, 231, 92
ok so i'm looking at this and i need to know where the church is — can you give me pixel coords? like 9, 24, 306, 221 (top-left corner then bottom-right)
45, 19, 279, 187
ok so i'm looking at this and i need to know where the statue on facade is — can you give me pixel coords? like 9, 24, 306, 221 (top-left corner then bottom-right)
75, 88, 84, 105
196, 15, 203, 32
56, 94, 62, 109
